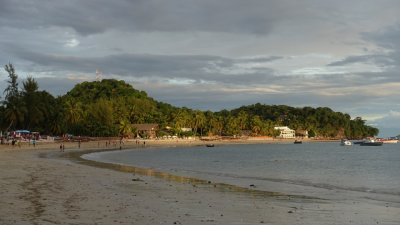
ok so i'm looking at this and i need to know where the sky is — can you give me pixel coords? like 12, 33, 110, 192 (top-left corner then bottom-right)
1, 0, 400, 136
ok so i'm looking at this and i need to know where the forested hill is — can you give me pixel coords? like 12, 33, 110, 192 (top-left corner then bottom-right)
0, 64, 378, 138
51, 79, 381, 138
230, 104, 379, 138
65, 79, 151, 103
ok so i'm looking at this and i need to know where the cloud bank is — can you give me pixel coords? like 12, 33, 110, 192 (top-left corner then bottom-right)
1, 0, 400, 136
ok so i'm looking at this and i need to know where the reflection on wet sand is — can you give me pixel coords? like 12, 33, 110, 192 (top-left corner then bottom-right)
65, 149, 322, 202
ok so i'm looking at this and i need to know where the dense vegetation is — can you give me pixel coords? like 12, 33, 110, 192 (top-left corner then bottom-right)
0, 64, 379, 139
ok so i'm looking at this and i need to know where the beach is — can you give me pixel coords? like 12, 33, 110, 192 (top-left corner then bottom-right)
1, 140, 399, 225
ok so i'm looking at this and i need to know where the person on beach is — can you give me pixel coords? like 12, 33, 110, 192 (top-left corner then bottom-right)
60, 144, 63, 152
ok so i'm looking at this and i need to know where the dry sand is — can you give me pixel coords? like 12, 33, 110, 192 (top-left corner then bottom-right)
1, 140, 399, 225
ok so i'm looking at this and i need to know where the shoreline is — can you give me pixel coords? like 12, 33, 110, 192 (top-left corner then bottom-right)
0, 137, 339, 152
1, 139, 399, 225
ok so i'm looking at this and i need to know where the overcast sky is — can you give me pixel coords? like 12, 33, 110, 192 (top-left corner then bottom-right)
1, 0, 400, 136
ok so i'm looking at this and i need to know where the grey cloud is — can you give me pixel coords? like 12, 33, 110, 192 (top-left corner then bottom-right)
236, 56, 283, 63
10, 47, 280, 85
328, 24, 400, 68
0, 0, 278, 35
34, 77, 78, 97
3, 0, 384, 36
363, 25, 400, 51
327, 54, 393, 67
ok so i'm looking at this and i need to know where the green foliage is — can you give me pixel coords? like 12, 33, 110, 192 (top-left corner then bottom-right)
0, 65, 379, 139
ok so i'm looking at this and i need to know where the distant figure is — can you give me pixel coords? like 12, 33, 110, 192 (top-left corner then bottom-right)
62, 144, 65, 152
32, 140, 36, 147
60, 144, 63, 152
78, 140, 81, 148
143, 141, 146, 147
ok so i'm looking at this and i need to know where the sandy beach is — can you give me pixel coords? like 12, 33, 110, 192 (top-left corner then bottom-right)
1, 140, 399, 225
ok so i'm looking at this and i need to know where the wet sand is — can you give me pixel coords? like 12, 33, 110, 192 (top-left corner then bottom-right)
1, 140, 399, 224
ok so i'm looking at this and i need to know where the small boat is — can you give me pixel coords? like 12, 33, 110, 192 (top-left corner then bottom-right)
353, 140, 364, 145
360, 138, 383, 146
294, 140, 302, 144
341, 139, 352, 146
206, 144, 215, 147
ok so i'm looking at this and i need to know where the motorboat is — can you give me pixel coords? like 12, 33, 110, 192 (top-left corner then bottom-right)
294, 140, 302, 144
206, 144, 215, 147
360, 138, 383, 146
341, 139, 352, 146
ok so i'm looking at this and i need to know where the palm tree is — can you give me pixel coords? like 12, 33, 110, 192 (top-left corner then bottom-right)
174, 109, 191, 136
210, 115, 224, 136
119, 120, 132, 137
250, 115, 263, 136
22, 76, 44, 129
193, 110, 206, 137
3, 99, 26, 130
236, 110, 249, 131
64, 99, 83, 125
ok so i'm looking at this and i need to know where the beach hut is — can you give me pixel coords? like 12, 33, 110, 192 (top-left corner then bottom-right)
131, 124, 159, 139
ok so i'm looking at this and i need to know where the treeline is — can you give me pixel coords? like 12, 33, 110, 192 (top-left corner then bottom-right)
0, 64, 378, 139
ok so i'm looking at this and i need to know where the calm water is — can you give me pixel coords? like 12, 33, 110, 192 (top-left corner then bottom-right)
83, 142, 400, 202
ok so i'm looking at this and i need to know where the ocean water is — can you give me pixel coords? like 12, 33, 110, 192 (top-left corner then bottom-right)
83, 142, 400, 202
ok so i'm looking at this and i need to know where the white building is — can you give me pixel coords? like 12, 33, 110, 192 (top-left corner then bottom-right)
274, 126, 295, 138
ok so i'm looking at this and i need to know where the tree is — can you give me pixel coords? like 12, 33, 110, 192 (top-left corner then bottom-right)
3, 63, 19, 101
193, 110, 206, 136
2, 64, 25, 130
119, 120, 132, 137
64, 99, 83, 126
22, 76, 44, 129
236, 110, 249, 131
250, 115, 263, 136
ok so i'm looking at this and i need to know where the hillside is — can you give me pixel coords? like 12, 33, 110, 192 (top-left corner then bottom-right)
0, 72, 378, 138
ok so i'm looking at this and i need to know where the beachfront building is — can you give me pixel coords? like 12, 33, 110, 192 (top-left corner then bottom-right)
296, 129, 309, 139
274, 126, 295, 139
131, 124, 159, 139
181, 128, 192, 132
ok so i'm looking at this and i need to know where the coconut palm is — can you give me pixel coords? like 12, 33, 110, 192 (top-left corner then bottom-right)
22, 77, 45, 129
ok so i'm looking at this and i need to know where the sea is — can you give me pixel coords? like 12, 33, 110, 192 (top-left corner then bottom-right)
82, 142, 400, 203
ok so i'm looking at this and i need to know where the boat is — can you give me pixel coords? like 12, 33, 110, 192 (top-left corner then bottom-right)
294, 140, 302, 144
206, 144, 215, 147
341, 139, 352, 146
360, 138, 383, 146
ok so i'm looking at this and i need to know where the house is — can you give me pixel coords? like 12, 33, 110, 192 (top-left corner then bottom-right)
181, 128, 192, 132
274, 126, 295, 138
295, 129, 309, 138
131, 124, 159, 139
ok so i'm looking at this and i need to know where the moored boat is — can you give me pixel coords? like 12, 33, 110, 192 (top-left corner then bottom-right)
206, 144, 215, 147
341, 139, 352, 146
360, 138, 383, 146
294, 140, 302, 144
